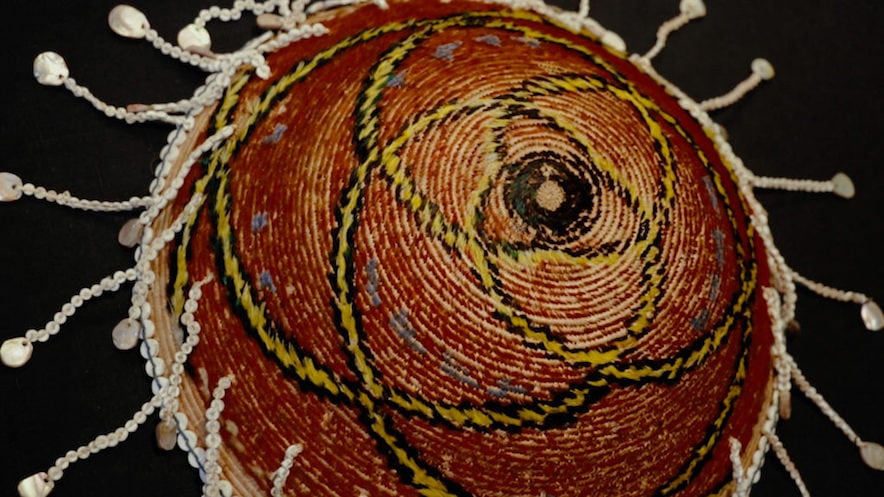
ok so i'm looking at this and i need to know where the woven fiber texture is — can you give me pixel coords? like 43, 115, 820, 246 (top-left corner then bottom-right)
150, 1, 775, 495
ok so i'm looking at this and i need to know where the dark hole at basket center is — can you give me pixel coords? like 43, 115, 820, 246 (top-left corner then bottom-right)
502, 151, 598, 240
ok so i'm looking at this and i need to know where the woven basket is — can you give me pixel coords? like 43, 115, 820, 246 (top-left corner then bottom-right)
145, 1, 777, 495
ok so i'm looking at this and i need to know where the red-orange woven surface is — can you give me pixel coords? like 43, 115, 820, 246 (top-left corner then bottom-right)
149, 1, 775, 495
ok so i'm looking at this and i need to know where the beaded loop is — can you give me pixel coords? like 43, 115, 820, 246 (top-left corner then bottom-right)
699, 59, 775, 111
270, 444, 304, 497
202, 375, 235, 497
642, 0, 706, 61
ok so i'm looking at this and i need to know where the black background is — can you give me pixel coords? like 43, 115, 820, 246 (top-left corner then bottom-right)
1, 1, 882, 496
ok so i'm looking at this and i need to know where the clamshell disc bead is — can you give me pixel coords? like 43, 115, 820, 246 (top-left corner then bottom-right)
33, 52, 69, 86
108, 4, 149, 39
16, 473, 51, 497
256, 13, 285, 30
861, 300, 884, 331
155, 420, 178, 451
751, 58, 775, 80
177, 23, 211, 52
118, 218, 144, 248
0, 172, 23, 201
831, 172, 855, 199
778, 389, 792, 420
860, 441, 884, 471
1, 337, 33, 368
680, 0, 707, 19
112, 318, 142, 350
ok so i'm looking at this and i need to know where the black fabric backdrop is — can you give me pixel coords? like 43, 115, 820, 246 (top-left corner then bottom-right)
1, 1, 881, 496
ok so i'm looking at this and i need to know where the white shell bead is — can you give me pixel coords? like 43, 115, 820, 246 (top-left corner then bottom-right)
751, 58, 775, 80
16, 473, 52, 497
831, 172, 855, 199
175, 412, 189, 430
146, 357, 166, 376
1, 337, 33, 368
218, 480, 233, 497
152, 375, 169, 395
600, 31, 625, 53
256, 13, 285, 30
777, 389, 792, 420
861, 300, 884, 331
680, 0, 706, 19
108, 5, 149, 39
0, 172, 23, 201
33, 52, 69, 86
156, 420, 178, 450
177, 23, 212, 52
859, 441, 884, 471
112, 318, 142, 350
118, 218, 144, 248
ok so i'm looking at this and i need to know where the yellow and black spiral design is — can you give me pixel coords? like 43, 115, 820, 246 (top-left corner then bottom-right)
161, 4, 771, 496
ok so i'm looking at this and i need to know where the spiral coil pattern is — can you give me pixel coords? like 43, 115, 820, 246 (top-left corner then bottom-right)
152, 1, 776, 495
